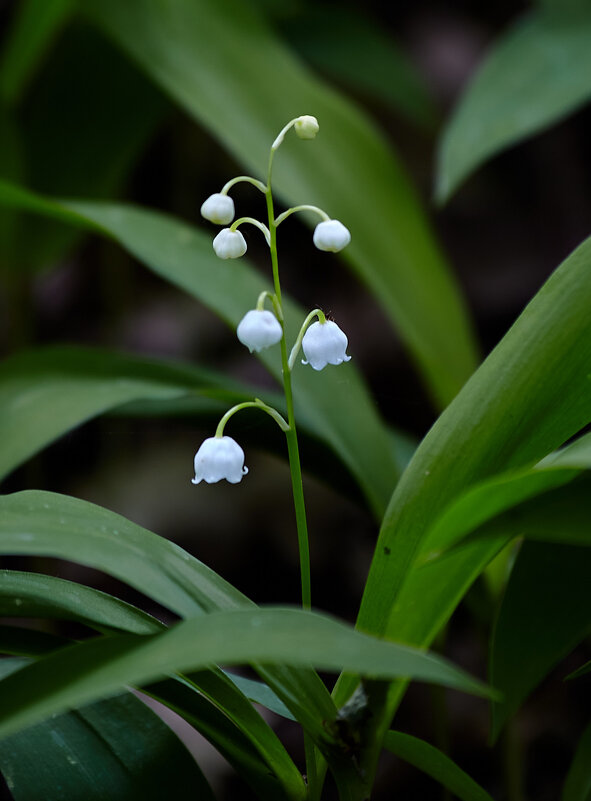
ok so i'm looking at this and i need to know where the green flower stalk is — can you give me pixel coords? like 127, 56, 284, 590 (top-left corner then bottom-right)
195, 115, 352, 617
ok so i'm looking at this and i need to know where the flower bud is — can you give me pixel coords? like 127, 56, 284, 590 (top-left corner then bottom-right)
313, 220, 351, 253
294, 115, 319, 140
192, 436, 248, 484
237, 309, 283, 353
302, 320, 351, 371
200, 193, 235, 225
213, 228, 247, 259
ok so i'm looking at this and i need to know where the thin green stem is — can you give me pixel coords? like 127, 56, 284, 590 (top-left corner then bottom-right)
230, 216, 270, 246
275, 204, 330, 227
221, 175, 267, 194
215, 400, 289, 437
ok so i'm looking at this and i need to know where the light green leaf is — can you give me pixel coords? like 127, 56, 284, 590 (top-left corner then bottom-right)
437, 9, 591, 202
0, 686, 215, 801
563, 720, 591, 801
0, 345, 262, 484
384, 730, 494, 801
83, 0, 477, 406
0, 0, 74, 104
346, 234, 591, 758
0, 606, 493, 741
0, 182, 400, 516
490, 542, 591, 739
419, 428, 591, 559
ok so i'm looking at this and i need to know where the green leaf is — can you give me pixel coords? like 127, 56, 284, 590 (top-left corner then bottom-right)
437, 9, 591, 202
0, 625, 70, 656
0, 686, 215, 801
383, 730, 494, 801
490, 541, 591, 740
0, 345, 265, 484
0, 606, 493, 741
15, 24, 170, 270
0, 571, 306, 800
0, 570, 162, 635
359, 234, 591, 642
0, 184, 400, 516
222, 670, 294, 721
0, 489, 337, 749
283, 6, 438, 130
83, 0, 478, 406
346, 234, 591, 763
143, 674, 305, 801
0, 0, 74, 105
563, 721, 591, 801
419, 429, 591, 560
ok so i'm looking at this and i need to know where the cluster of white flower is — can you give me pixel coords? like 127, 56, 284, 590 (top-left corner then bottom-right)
193, 115, 351, 485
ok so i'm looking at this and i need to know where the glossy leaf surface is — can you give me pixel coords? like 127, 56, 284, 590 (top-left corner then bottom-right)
384, 731, 494, 801
437, 9, 591, 202
0, 683, 214, 801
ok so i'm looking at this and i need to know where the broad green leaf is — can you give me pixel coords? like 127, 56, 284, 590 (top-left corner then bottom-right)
419, 428, 591, 560
143, 674, 305, 801
563, 720, 591, 801
0, 182, 400, 516
0, 687, 214, 801
347, 235, 591, 767
283, 6, 438, 130
359, 235, 591, 640
437, 9, 591, 202
384, 730, 494, 801
83, 0, 478, 407
0, 0, 74, 104
0, 606, 493, 741
0, 490, 337, 749
490, 542, 591, 739
0, 570, 161, 635
0, 571, 305, 800
0, 345, 266, 484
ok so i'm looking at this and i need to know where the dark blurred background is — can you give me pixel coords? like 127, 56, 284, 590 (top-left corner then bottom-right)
0, 1, 590, 798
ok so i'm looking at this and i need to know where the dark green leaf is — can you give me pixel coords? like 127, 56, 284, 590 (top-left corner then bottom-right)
437, 10, 591, 202
490, 542, 591, 739
0, 490, 337, 749
384, 730, 494, 801
84, 0, 478, 406
0, 687, 214, 801
562, 720, 591, 801
283, 6, 438, 130
0, 0, 74, 104
0, 570, 161, 634
0, 606, 494, 741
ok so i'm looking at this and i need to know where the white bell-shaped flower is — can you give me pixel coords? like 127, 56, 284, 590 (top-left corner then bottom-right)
201, 193, 235, 225
313, 220, 351, 253
294, 115, 319, 140
237, 309, 283, 353
302, 320, 351, 370
192, 436, 248, 485
213, 228, 247, 259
